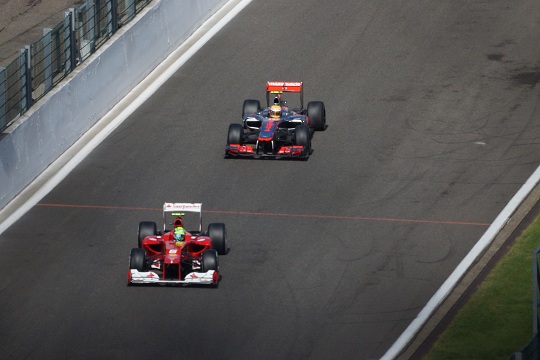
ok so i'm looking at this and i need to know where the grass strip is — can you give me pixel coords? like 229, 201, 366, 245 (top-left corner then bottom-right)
424, 215, 540, 359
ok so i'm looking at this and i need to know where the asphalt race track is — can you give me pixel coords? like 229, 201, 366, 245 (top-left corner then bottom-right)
2, 0, 540, 359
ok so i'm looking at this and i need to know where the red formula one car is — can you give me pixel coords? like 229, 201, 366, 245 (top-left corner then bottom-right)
127, 202, 227, 286
225, 81, 326, 159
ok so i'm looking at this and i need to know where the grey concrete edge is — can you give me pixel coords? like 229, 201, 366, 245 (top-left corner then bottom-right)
385, 165, 540, 359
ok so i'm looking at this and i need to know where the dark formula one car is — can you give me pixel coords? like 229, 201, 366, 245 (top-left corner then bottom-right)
127, 202, 227, 286
225, 81, 326, 159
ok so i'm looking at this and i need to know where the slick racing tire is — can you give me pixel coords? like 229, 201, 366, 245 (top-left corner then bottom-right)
294, 124, 311, 158
208, 223, 227, 255
201, 249, 219, 272
227, 123, 244, 145
130, 248, 147, 272
138, 221, 157, 248
307, 101, 326, 131
242, 99, 261, 117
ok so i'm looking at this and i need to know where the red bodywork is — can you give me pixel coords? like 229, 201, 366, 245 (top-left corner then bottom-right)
128, 202, 225, 286
139, 229, 214, 281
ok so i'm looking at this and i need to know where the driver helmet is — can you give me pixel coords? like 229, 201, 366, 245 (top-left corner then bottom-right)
269, 105, 282, 119
174, 226, 185, 244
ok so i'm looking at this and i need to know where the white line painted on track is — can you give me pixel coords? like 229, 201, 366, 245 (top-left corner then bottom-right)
381, 165, 540, 359
0, 0, 253, 237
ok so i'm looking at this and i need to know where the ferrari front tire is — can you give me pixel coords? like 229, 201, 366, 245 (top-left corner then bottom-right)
201, 249, 219, 272
130, 248, 146, 272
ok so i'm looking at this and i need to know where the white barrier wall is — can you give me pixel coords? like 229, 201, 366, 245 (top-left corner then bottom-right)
0, 0, 227, 210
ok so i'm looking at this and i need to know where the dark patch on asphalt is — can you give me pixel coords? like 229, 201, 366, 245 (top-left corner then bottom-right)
512, 69, 540, 86
487, 53, 504, 62
514, 71, 540, 86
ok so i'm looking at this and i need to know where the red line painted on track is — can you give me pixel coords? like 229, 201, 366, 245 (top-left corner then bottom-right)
38, 203, 161, 211
36, 203, 490, 226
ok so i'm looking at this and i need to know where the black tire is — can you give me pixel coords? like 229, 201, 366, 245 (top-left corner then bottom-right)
208, 223, 227, 255
294, 124, 311, 158
138, 221, 157, 248
242, 99, 261, 117
201, 249, 219, 272
227, 123, 244, 145
307, 101, 326, 131
129, 248, 146, 271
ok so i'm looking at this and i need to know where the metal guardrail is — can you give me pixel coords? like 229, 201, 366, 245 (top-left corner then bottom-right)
0, 0, 152, 133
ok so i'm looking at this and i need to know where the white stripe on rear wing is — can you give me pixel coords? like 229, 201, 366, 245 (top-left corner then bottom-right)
162, 203, 203, 232
163, 203, 202, 213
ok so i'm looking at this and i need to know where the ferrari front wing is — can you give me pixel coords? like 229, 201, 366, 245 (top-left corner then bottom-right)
128, 269, 218, 285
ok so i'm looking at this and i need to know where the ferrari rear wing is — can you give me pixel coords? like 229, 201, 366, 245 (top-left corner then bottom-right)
266, 81, 304, 108
163, 202, 203, 232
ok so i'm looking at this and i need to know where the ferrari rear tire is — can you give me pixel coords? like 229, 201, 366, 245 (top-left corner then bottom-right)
138, 221, 157, 248
307, 101, 326, 131
130, 248, 146, 272
208, 223, 227, 255
201, 249, 219, 272
227, 123, 244, 145
295, 124, 311, 158
242, 99, 261, 117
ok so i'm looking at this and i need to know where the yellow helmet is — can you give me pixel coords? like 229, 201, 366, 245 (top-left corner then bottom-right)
174, 227, 185, 241
269, 105, 282, 119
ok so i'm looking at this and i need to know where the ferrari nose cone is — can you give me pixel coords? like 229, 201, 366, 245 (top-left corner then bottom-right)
165, 249, 180, 263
